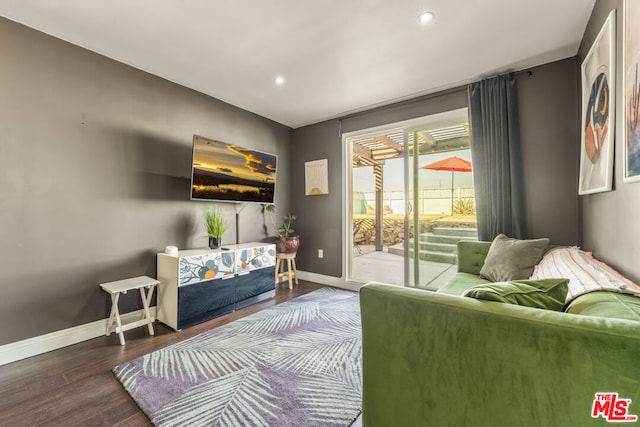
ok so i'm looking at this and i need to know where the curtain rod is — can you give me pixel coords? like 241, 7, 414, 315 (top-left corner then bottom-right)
338, 70, 533, 123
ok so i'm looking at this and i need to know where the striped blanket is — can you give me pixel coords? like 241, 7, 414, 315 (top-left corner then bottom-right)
531, 246, 640, 303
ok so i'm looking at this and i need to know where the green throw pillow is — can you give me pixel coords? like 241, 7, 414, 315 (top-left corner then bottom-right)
463, 278, 569, 311
479, 234, 550, 282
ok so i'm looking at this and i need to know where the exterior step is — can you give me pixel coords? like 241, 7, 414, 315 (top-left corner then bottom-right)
430, 227, 478, 238
387, 226, 478, 264
419, 241, 457, 254
419, 232, 477, 245
393, 240, 458, 254
420, 250, 456, 264
397, 243, 458, 264
388, 244, 404, 257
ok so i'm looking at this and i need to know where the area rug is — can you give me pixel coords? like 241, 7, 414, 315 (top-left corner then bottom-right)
113, 288, 361, 426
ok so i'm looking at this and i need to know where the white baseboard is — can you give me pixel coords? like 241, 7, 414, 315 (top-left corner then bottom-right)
297, 270, 362, 292
0, 307, 157, 366
0, 273, 360, 366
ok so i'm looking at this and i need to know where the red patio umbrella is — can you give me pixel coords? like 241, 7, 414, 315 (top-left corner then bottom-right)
420, 156, 473, 215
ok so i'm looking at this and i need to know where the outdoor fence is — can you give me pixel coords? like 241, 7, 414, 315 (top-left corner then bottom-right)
354, 187, 475, 216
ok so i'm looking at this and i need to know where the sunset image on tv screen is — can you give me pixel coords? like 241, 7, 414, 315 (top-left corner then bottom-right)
191, 135, 277, 203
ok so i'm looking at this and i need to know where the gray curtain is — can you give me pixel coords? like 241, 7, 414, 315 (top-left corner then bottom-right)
468, 72, 526, 241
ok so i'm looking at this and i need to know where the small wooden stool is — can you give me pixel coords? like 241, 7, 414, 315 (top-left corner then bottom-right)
275, 253, 299, 289
100, 275, 159, 345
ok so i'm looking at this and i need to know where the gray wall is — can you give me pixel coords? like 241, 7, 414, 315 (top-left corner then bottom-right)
579, 0, 640, 283
291, 120, 343, 277
1, 5, 611, 345
292, 59, 580, 278
0, 18, 292, 345
518, 58, 580, 244
340, 88, 469, 134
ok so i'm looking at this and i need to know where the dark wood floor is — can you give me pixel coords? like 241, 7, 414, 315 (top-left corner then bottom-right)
0, 281, 333, 426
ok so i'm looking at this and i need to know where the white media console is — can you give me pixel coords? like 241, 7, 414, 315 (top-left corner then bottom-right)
157, 242, 276, 330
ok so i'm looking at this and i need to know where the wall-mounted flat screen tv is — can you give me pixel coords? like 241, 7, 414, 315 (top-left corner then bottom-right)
190, 135, 277, 203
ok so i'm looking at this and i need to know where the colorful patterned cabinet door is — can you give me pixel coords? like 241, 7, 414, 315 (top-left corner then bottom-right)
157, 243, 276, 330
178, 251, 235, 286
235, 244, 277, 273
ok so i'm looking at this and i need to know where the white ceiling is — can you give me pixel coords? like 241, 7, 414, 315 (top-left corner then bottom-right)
0, 0, 595, 128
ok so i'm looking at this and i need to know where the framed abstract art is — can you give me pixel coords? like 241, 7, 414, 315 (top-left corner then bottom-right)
579, 10, 616, 195
624, 0, 640, 183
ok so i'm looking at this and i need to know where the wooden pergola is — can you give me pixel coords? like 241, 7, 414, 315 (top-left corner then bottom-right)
351, 125, 470, 251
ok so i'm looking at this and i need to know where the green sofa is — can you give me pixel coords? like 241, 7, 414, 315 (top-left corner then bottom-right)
360, 241, 640, 426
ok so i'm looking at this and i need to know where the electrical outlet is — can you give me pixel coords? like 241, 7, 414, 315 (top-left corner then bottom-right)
318, 249, 324, 258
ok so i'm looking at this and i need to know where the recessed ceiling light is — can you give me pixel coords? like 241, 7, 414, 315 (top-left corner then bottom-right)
274, 76, 285, 86
417, 11, 434, 25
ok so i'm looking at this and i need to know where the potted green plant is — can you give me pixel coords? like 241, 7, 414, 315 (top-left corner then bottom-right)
264, 204, 300, 254
205, 207, 227, 249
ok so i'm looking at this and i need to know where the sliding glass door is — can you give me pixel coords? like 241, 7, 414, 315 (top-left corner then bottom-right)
346, 108, 475, 288
404, 112, 475, 289
348, 129, 406, 286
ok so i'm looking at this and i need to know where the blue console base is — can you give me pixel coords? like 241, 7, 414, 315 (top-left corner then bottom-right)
176, 266, 276, 329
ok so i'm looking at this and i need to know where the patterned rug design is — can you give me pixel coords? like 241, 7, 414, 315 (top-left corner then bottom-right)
113, 288, 361, 426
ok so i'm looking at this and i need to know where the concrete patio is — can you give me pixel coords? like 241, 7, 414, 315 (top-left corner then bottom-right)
351, 245, 457, 289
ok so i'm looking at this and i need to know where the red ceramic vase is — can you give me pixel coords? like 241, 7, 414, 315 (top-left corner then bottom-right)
275, 236, 300, 254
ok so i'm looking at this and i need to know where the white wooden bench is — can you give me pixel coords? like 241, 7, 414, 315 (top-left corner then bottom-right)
100, 276, 159, 345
